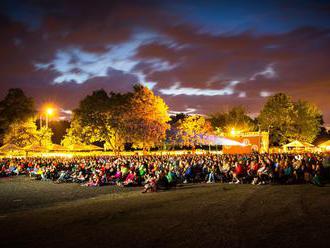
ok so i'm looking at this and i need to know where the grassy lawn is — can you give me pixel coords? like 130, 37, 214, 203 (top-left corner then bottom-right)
0, 177, 329, 248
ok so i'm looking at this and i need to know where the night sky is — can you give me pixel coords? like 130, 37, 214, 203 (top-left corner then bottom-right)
1, 0, 329, 123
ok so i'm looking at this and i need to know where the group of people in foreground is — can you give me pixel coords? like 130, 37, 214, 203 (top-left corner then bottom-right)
1, 153, 330, 192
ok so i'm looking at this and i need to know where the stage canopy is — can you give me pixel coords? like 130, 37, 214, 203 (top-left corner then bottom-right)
282, 140, 314, 151
318, 140, 330, 150
49, 144, 67, 151
65, 143, 102, 151
24, 144, 49, 152
0, 143, 22, 152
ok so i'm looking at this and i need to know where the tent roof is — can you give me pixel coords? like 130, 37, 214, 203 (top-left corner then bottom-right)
24, 144, 50, 151
283, 140, 305, 148
49, 144, 67, 151
84, 144, 103, 151
0, 143, 22, 152
301, 141, 314, 147
318, 140, 330, 148
65, 143, 102, 151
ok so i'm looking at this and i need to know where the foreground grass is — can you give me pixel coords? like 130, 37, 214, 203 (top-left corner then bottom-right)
0, 177, 329, 248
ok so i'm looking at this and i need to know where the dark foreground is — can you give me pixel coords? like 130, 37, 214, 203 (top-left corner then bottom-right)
0, 177, 329, 248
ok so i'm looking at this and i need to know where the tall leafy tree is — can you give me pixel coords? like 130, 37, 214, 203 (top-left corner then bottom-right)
64, 89, 130, 152
166, 113, 187, 148
125, 85, 170, 150
0, 88, 35, 143
258, 93, 296, 145
37, 126, 54, 147
175, 115, 213, 148
61, 118, 93, 147
258, 93, 322, 145
291, 100, 322, 143
4, 118, 53, 148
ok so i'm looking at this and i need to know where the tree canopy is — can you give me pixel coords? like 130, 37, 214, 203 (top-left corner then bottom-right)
124, 85, 170, 150
174, 115, 213, 148
258, 93, 322, 145
4, 118, 53, 148
63, 85, 170, 151
209, 106, 256, 133
0, 88, 35, 143
0, 88, 325, 150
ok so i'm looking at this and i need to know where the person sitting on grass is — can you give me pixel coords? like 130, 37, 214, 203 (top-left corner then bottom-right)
142, 174, 157, 193
166, 169, 177, 187
123, 171, 137, 187
82, 173, 100, 187
230, 162, 243, 184
206, 165, 216, 183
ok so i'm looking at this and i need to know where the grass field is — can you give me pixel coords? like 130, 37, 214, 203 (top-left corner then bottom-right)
0, 177, 329, 248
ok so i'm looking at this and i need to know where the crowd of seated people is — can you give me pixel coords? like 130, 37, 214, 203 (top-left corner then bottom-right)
0, 153, 329, 190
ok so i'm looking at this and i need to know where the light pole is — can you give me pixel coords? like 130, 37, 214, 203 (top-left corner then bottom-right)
258, 124, 261, 153
39, 114, 43, 129
45, 108, 54, 128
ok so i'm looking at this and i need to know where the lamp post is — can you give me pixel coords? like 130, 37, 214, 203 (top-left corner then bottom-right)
258, 124, 261, 153
39, 114, 43, 129
45, 108, 54, 128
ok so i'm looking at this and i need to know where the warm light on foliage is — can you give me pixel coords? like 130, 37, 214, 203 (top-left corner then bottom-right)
62, 85, 170, 152
125, 85, 170, 150
175, 115, 213, 148
4, 118, 53, 148
210, 106, 256, 134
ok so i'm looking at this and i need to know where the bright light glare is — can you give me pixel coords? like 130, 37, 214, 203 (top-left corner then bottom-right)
46, 108, 54, 115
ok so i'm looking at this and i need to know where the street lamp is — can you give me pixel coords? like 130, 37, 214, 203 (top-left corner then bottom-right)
45, 107, 54, 128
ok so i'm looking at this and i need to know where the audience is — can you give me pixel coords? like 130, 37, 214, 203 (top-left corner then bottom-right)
0, 153, 329, 190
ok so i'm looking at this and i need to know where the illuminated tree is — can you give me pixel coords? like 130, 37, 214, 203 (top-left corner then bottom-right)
4, 118, 54, 148
63, 90, 129, 152
166, 113, 187, 148
37, 126, 53, 147
291, 100, 322, 143
61, 118, 83, 147
176, 115, 213, 148
258, 93, 322, 145
63, 86, 170, 151
210, 106, 255, 133
0, 88, 35, 143
126, 85, 170, 150
258, 93, 296, 145
4, 118, 39, 147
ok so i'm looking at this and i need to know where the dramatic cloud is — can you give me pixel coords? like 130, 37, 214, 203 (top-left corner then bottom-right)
0, 0, 329, 123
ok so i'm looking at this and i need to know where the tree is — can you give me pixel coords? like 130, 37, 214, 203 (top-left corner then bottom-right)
4, 118, 39, 147
63, 85, 170, 151
0, 88, 35, 143
258, 93, 322, 145
166, 113, 187, 148
125, 85, 170, 150
175, 115, 213, 148
210, 106, 255, 133
64, 89, 130, 152
4, 118, 53, 148
37, 126, 54, 147
61, 116, 106, 147
258, 93, 296, 145
291, 100, 322, 143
